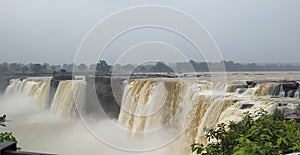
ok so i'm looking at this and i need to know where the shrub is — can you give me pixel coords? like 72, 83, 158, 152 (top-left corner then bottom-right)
191, 109, 300, 155
0, 114, 18, 144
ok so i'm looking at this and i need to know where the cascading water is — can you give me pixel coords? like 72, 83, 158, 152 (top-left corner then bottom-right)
225, 84, 246, 93
2, 76, 300, 155
279, 84, 286, 98
50, 80, 86, 118
4, 78, 87, 118
5, 78, 51, 109
118, 80, 211, 132
254, 83, 281, 96
117, 79, 291, 154
295, 90, 300, 98
118, 79, 214, 152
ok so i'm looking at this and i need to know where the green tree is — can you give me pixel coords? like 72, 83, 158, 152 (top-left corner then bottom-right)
150, 62, 174, 73
89, 64, 97, 70
30, 64, 42, 75
8, 63, 21, 72
96, 60, 111, 74
0, 63, 9, 73
77, 63, 88, 70
122, 64, 135, 71
60, 69, 66, 73
42, 63, 50, 73
20, 66, 28, 74
192, 109, 300, 155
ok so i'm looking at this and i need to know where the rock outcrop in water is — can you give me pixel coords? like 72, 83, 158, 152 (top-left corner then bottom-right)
85, 77, 123, 118
0, 76, 13, 93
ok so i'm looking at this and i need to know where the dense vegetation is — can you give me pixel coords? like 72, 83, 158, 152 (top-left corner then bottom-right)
1, 60, 300, 76
0, 114, 18, 144
191, 109, 300, 155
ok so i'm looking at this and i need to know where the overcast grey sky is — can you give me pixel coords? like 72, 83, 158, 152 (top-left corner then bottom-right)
0, 0, 299, 64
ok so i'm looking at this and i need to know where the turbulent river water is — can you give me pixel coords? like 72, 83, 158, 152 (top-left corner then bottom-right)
1, 72, 300, 155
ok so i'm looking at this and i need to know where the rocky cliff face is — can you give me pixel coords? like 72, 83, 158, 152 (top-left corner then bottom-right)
86, 77, 123, 119
0, 76, 12, 93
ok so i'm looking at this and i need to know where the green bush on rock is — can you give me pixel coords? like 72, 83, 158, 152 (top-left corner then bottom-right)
191, 109, 300, 155
0, 114, 18, 144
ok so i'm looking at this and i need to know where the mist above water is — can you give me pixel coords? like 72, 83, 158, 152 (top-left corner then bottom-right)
0, 93, 184, 155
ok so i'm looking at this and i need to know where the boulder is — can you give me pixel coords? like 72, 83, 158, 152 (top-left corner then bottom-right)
240, 103, 254, 109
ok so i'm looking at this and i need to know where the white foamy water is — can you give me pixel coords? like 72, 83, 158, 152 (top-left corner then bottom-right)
5, 79, 50, 109
50, 80, 86, 118
0, 94, 184, 155
1, 74, 300, 155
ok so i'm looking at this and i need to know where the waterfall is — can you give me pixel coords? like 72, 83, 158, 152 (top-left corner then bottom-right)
254, 83, 280, 96
225, 84, 245, 93
295, 90, 300, 98
50, 80, 86, 118
4, 78, 87, 118
118, 79, 226, 151
4, 76, 299, 154
279, 84, 286, 98
4, 78, 51, 109
118, 79, 283, 152
118, 80, 211, 133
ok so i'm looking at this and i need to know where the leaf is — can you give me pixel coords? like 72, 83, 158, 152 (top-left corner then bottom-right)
277, 138, 282, 146
197, 148, 202, 154
282, 138, 288, 146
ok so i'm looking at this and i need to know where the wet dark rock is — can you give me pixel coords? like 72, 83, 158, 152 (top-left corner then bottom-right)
277, 103, 300, 122
0, 76, 14, 93
52, 74, 73, 81
85, 76, 123, 119
237, 88, 247, 94
278, 103, 288, 107
282, 82, 298, 89
240, 104, 254, 109
284, 109, 300, 122
297, 81, 300, 88
287, 90, 296, 98
246, 81, 256, 88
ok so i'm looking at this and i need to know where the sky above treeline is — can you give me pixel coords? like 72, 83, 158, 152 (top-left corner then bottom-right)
0, 0, 299, 65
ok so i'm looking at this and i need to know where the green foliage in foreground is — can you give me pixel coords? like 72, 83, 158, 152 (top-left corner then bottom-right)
0, 114, 18, 144
191, 109, 300, 155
